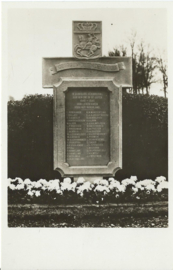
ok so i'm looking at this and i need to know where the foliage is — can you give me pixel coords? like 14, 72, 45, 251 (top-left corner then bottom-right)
121, 92, 168, 180
8, 94, 59, 180
109, 30, 167, 96
8, 93, 168, 180
156, 55, 168, 98
108, 45, 127, 57
8, 176, 168, 205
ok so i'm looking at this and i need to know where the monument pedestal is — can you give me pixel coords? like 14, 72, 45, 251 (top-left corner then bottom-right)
42, 57, 132, 181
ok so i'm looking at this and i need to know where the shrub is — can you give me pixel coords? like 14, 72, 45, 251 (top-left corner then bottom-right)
8, 93, 168, 180
8, 176, 168, 204
119, 93, 168, 180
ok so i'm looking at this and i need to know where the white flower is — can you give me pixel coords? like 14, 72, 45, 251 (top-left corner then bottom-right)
61, 181, 77, 192
77, 181, 91, 193
38, 179, 49, 186
139, 179, 155, 186
136, 196, 140, 200
83, 181, 91, 188
135, 182, 145, 190
109, 180, 121, 190
24, 178, 31, 185
157, 185, 162, 192
35, 190, 41, 197
145, 184, 156, 192
39, 180, 49, 190
28, 190, 34, 196
135, 182, 141, 188
41, 185, 47, 191
94, 185, 109, 193
47, 180, 60, 191
77, 177, 85, 184
16, 184, 24, 190
15, 177, 23, 185
157, 181, 168, 192
132, 187, 138, 194
160, 181, 168, 189
61, 182, 76, 192
121, 178, 136, 186
60, 183, 67, 191
9, 184, 16, 190
146, 190, 150, 195
130, 176, 138, 181
63, 178, 71, 184
93, 179, 100, 185
56, 189, 63, 195
71, 182, 77, 191
155, 176, 166, 184
115, 194, 119, 198
117, 185, 126, 193
108, 177, 115, 182
35, 182, 42, 189
8, 178, 12, 186
10, 178, 17, 183
100, 179, 109, 186
31, 181, 37, 187
109, 184, 114, 190
53, 179, 60, 184
25, 185, 32, 191
49, 180, 55, 184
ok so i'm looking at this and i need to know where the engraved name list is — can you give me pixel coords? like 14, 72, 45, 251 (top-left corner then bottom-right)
66, 87, 110, 166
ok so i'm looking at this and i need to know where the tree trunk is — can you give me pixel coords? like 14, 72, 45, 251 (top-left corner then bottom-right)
133, 87, 137, 94
146, 87, 149, 95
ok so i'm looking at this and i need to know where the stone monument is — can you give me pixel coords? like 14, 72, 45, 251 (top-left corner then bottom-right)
42, 21, 132, 181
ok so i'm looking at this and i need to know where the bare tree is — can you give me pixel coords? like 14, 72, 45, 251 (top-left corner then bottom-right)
108, 45, 127, 57
136, 42, 157, 95
156, 55, 168, 98
109, 30, 159, 95
128, 29, 137, 59
128, 30, 139, 94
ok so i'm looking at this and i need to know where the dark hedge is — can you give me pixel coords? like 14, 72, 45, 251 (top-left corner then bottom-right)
8, 93, 168, 181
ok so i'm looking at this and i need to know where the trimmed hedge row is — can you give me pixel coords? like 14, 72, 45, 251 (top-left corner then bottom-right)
8, 93, 168, 181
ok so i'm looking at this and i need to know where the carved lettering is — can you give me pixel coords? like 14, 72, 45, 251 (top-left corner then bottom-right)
50, 62, 125, 75
66, 87, 110, 166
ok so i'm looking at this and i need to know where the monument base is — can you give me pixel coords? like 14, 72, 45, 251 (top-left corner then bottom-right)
73, 176, 104, 183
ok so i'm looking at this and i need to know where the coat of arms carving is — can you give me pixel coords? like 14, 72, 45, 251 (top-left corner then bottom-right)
73, 21, 102, 59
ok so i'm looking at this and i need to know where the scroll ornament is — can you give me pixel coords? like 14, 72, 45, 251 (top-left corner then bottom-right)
50, 62, 126, 75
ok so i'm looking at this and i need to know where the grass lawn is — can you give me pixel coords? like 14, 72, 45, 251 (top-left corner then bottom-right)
8, 214, 168, 228
8, 202, 168, 228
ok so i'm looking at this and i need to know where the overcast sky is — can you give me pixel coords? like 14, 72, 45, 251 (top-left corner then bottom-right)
7, 6, 167, 100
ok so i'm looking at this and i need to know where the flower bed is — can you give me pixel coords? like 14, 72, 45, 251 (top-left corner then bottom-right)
8, 176, 168, 204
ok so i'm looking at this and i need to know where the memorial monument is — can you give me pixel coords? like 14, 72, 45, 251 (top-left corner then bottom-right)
42, 21, 132, 181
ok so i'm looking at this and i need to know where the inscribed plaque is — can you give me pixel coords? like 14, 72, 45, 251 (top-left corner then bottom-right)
65, 87, 110, 166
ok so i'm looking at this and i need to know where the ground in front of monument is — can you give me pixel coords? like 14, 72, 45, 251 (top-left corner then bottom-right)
8, 211, 168, 228
8, 200, 168, 228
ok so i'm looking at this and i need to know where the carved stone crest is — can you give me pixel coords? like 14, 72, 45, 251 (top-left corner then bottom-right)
73, 21, 102, 59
